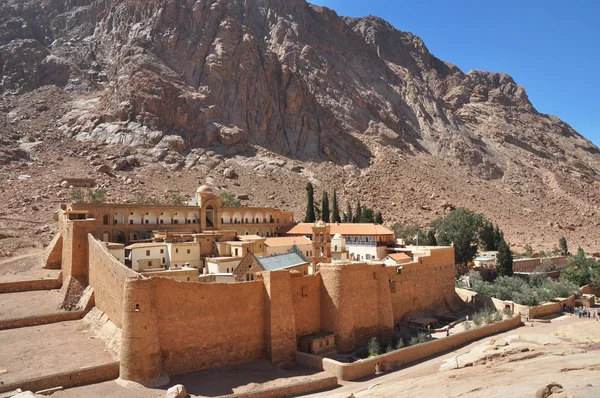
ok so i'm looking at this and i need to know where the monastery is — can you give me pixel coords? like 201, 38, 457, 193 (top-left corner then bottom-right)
42, 186, 461, 385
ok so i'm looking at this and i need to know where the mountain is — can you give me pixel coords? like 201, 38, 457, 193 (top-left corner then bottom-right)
1, 0, 599, 254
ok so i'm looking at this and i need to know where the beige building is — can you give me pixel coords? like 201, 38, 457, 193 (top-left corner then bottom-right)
104, 242, 125, 264
168, 241, 202, 268
383, 252, 412, 266
281, 223, 394, 262
331, 233, 349, 262
264, 236, 313, 259
125, 242, 168, 271
205, 257, 242, 274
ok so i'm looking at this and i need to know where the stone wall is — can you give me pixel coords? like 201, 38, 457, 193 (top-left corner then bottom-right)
319, 262, 394, 353
0, 310, 84, 330
0, 277, 62, 293
291, 273, 322, 337
88, 235, 138, 328
43, 233, 63, 269
0, 363, 119, 394
300, 315, 522, 381
151, 277, 267, 375
220, 375, 338, 398
387, 247, 456, 322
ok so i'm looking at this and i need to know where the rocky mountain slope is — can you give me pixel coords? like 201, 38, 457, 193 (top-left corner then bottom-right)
1, 0, 599, 254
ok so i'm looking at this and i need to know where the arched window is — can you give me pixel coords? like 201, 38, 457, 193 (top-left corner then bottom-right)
103, 215, 109, 225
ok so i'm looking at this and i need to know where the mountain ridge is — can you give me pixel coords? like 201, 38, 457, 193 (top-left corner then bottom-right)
0, 0, 599, 254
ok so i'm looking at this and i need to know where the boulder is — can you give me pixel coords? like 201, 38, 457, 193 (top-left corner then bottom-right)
223, 167, 237, 179
126, 155, 137, 167
60, 180, 69, 188
167, 384, 187, 398
236, 194, 249, 200
536, 383, 563, 398
113, 158, 129, 171
96, 164, 112, 173
218, 125, 243, 146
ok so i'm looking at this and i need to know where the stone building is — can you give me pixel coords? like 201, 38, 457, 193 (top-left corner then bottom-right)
65, 185, 294, 245
234, 246, 310, 282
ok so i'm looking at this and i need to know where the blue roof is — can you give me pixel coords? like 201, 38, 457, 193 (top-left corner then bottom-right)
475, 257, 495, 261
257, 252, 308, 271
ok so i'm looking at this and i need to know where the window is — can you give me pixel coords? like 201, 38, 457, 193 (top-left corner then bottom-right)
146, 250, 150, 256
162, 257, 165, 264
334, 245, 337, 251
366, 254, 371, 260
187, 249, 190, 254
145, 220, 149, 224
160, 220, 164, 224
176, 248, 179, 253
174, 219, 178, 224
130, 220, 134, 225
235, 248, 239, 256
103, 215, 109, 225
160, 249, 164, 254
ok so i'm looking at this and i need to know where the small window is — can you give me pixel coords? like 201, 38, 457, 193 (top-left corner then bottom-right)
130, 220, 134, 225
146, 250, 150, 256
176, 248, 179, 253
162, 257, 165, 264
187, 249, 191, 254
160, 249, 164, 254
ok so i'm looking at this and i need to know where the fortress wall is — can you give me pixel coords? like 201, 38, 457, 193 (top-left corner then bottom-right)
291, 274, 322, 338
387, 247, 456, 321
62, 219, 97, 280
260, 271, 297, 363
88, 235, 138, 328
150, 277, 267, 375
320, 263, 394, 353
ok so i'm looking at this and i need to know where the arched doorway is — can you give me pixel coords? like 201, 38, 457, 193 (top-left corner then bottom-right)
115, 231, 126, 244
205, 205, 215, 228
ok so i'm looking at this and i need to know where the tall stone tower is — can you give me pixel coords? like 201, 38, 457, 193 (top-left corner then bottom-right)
311, 221, 331, 273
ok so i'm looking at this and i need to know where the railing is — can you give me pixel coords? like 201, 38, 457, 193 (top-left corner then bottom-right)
345, 240, 376, 247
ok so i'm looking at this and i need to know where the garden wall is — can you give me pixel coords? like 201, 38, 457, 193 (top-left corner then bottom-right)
302, 315, 521, 381
221, 376, 338, 398
0, 276, 62, 293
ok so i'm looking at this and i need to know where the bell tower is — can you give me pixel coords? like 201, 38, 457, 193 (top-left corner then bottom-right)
311, 221, 331, 273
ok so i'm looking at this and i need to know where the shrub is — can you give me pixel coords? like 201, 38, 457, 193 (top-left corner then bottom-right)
409, 333, 426, 346
483, 309, 495, 324
367, 337, 381, 357
503, 307, 513, 318
396, 339, 405, 349
463, 321, 473, 331
70, 188, 84, 203
494, 310, 504, 322
472, 312, 483, 327
88, 189, 106, 204
385, 343, 393, 353
221, 192, 241, 207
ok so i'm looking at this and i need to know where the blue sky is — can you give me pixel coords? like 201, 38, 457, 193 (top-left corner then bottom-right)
311, 0, 600, 147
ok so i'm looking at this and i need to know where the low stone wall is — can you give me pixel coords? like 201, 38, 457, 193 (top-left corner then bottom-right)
221, 376, 338, 398
0, 310, 84, 330
0, 362, 120, 394
0, 276, 62, 293
303, 315, 521, 381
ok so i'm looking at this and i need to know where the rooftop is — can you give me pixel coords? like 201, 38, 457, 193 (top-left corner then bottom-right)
280, 223, 394, 236
238, 235, 265, 241
125, 242, 167, 249
256, 252, 308, 271
264, 236, 312, 247
386, 253, 411, 263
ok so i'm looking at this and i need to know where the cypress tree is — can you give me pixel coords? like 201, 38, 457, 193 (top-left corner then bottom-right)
354, 199, 362, 223
331, 189, 341, 223
375, 211, 383, 224
479, 221, 496, 251
493, 224, 504, 250
426, 229, 437, 246
496, 239, 513, 277
304, 183, 316, 222
343, 201, 352, 223
559, 236, 569, 256
322, 191, 330, 222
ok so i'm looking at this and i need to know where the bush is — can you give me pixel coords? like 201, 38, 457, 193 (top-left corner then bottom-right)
494, 310, 504, 322
221, 192, 241, 207
483, 309, 495, 324
88, 189, 106, 204
385, 343, 393, 353
396, 339, 405, 349
367, 337, 381, 357
472, 312, 483, 327
463, 321, 473, 331
503, 307, 513, 318
408, 333, 426, 346
70, 188, 84, 203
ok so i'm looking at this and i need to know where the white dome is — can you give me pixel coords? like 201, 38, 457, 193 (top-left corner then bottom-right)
333, 233, 344, 239
196, 185, 214, 194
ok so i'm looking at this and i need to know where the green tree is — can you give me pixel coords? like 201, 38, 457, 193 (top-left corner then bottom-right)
304, 183, 316, 223
221, 192, 240, 207
88, 189, 107, 204
342, 201, 352, 223
168, 191, 186, 206
430, 208, 484, 265
354, 200, 362, 223
70, 188, 84, 203
559, 236, 569, 256
331, 189, 341, 223
426, 229, 437, 246
361, 207, 375, 223
493, 224, 504, 249
479, 222, 496, 251
375, 211, 383, 224
561, 248, 599, 287
496, 239, 514, 277
523, 244, 534, 258
390, 223, 422, 245
321, 191, 330, 222
367, 337, 381, 357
